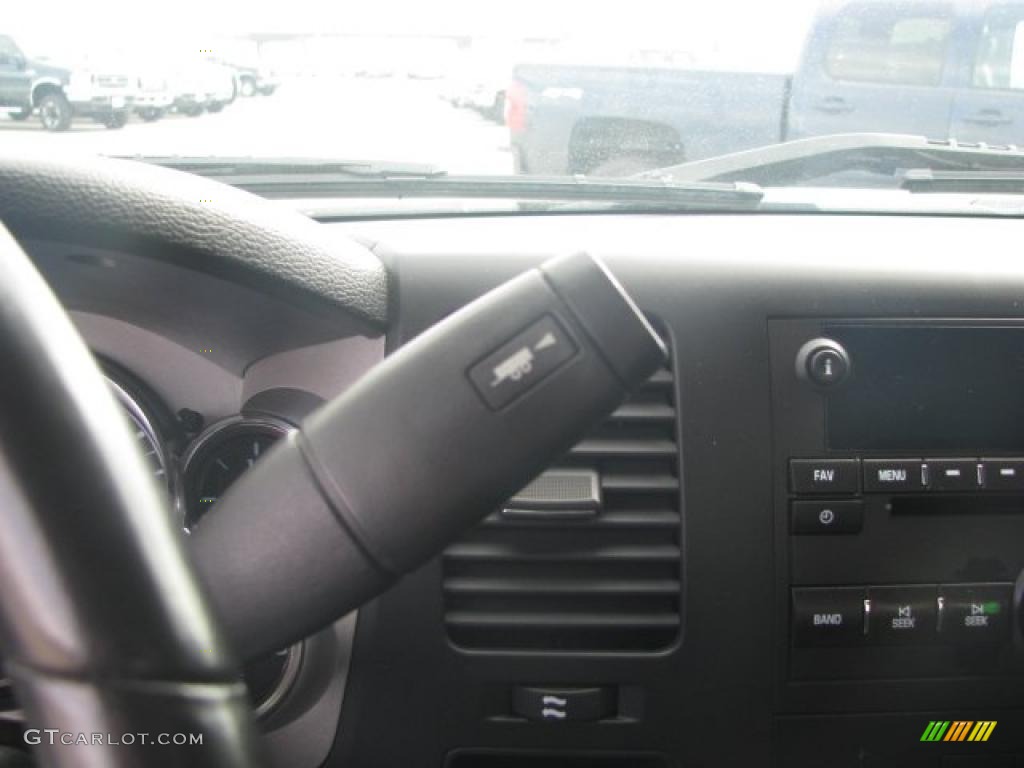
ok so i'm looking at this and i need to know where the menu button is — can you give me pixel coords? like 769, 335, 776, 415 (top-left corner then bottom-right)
863, 459, 924, 493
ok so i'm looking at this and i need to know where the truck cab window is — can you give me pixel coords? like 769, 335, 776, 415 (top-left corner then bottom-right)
973, 8, 1024, 89
825, 7, 952, 86
0, 36, 23, 67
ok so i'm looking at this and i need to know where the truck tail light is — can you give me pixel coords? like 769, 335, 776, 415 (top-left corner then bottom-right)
505, 79, 528, 135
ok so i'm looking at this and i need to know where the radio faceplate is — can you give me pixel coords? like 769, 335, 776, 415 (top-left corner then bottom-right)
770, 320, 1024, 703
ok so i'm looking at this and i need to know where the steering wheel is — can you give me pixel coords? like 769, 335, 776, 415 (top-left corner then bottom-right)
0, 153, 387, 767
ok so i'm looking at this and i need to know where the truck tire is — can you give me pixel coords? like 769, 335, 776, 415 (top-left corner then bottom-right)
239, 77, 256, 97
103, 112, 129, 129
139, 107, 164, 122
206, 101, 224, 113
38, 92, 72, 132
10, 107, 31, 121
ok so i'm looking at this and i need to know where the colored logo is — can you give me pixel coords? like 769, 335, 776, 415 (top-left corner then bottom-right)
921, 721, 996, 742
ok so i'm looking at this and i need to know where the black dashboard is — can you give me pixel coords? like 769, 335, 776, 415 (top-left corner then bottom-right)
8, 209, 1024, 767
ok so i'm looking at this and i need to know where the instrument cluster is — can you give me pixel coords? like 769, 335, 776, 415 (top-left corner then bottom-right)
102, 362, 301, 719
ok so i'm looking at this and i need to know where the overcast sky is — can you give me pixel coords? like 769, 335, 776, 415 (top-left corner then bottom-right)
8, 0, 822, 71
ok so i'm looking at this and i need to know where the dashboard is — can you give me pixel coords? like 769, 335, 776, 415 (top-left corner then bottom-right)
7, 208, 1024, 767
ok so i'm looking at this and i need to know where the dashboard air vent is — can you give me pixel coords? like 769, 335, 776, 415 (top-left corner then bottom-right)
443, 330, 681, 653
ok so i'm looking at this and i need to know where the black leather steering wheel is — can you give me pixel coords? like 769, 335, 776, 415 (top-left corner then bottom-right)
0, 153, 389, 767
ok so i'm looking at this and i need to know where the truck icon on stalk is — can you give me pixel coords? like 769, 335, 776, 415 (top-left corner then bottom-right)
490, 347, 534, 388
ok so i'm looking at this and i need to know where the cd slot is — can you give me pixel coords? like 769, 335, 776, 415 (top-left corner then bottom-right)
890, 494, 1024, 516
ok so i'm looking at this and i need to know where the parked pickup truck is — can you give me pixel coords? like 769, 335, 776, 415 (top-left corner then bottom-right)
509, 0, 1024, 175
0, 35, 135, 131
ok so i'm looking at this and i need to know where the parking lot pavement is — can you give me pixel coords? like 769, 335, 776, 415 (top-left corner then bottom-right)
0, 77, 515, 175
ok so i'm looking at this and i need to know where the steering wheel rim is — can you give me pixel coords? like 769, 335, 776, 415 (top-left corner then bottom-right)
0, 220, 263, 765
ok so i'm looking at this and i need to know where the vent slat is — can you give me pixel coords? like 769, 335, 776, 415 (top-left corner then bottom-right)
443, 329, 680, 653
570, 438, 676, 459
608, 402, 676, 423
444, 543, 680, 563
646, 369, 674, 386
444, 578, 680, 596
480, 510, 679, 529
602, 474, 679, 493
445, 612, 680, 629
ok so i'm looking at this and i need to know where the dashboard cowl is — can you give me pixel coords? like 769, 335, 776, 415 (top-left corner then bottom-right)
0, 153, 388, 327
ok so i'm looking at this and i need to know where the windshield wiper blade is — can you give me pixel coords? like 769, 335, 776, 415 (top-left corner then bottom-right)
117, 155, 447, 180
901, 168, 1024, 194
122, 156, 762, 210
644, 134, 1024, 188
130, 163, 764, 210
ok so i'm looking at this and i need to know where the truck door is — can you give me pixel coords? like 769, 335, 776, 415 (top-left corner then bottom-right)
948, 4, 1024, 144
0, 36, 30, 109
788, 2, 957, 140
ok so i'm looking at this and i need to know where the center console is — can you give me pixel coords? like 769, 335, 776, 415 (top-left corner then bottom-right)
770, 320, 1024, 765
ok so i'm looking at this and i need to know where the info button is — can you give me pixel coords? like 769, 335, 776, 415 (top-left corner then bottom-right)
863, 459, 924, 493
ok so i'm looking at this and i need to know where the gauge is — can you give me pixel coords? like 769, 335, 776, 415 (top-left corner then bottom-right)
106, 377, 171, 493
182, 416, 291, 529
182, 415, 300, 717
246, 645, 303, 718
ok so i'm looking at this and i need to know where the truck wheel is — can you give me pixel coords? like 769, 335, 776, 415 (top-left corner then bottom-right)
239, 78, 256, 97
139, 108, 164, 122
103, 112, 129, 129
206, 101, 224, 113
10, 107, 31, 122
38, 92, 72, 132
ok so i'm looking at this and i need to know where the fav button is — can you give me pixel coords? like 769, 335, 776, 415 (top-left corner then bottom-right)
862, 459, 924, 493
790, 500, 863, 534
867, 585, 937, 645
789, 459, 859, 495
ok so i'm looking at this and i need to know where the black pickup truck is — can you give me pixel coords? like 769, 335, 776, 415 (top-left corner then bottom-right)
0, 34, 135, 131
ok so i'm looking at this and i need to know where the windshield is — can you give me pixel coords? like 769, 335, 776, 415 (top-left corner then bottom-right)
8, 0, 1024, 215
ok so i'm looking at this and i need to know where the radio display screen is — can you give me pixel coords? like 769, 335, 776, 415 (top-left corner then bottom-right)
826, 325, 1024, 451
